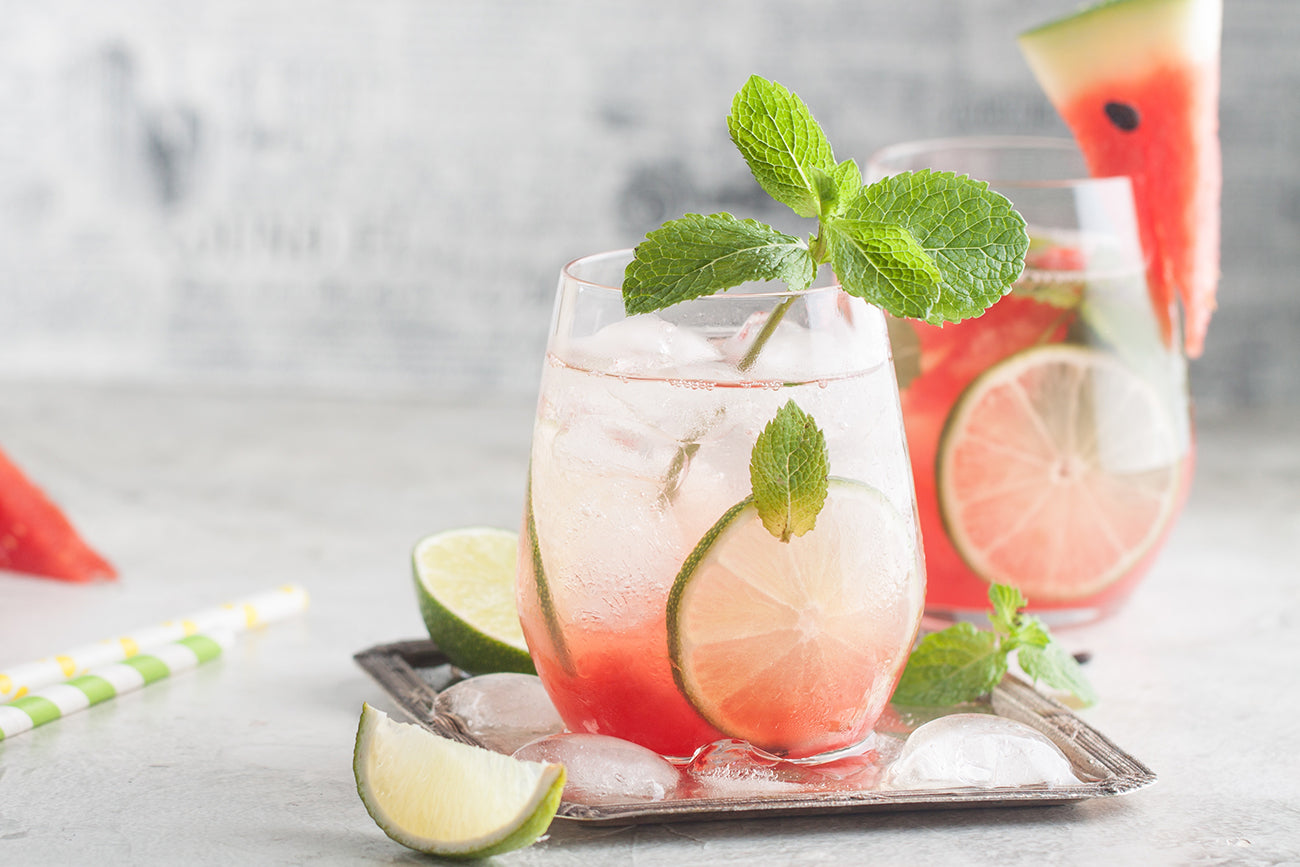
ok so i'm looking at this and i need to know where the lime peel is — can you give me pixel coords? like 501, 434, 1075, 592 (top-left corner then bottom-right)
353, 703, 565, 859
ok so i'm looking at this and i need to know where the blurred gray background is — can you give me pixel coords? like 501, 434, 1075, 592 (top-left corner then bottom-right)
0, 0, 1294, 411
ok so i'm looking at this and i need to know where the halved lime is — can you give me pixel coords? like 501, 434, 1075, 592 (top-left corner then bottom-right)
668, 480, 922, 759
937, 343, 1183, 601
353, 703, 564, 858
413, 527, 534, 675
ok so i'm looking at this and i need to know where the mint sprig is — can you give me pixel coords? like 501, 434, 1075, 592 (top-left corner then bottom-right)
749, 401, 829, 542
622, 75, 1029, 330
892, 584, 1097, 707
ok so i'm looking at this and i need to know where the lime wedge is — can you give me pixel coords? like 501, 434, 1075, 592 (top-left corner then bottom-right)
353, 703, 564, 858
937, 343, 1183, 601
668, 479, 922, 759
413, 527, 534, 675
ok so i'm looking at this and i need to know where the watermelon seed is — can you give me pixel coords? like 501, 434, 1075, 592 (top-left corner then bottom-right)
1103, 101, 1140, 132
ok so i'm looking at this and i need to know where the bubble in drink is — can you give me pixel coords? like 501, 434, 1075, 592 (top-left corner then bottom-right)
435, 673, 565, 754
882, 713, 1082, 790
513, 733, 682, 805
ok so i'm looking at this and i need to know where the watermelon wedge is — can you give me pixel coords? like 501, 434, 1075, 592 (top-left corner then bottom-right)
0, 445, 117, 583
1018, 0, 1223, 357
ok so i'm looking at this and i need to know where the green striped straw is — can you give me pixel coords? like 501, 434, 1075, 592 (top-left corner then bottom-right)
0, 632, 231, 742
0, 584, 308, 702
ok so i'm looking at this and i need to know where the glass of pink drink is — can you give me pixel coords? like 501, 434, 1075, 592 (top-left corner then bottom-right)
867, 138, 1194, 625
517, 250, 925, 761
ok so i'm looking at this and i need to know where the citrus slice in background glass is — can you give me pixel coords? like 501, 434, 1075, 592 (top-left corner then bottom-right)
413, 527, 535, 675
937, 343, 1182, 602
353, 703, 564, 858
667, 480, 921, 759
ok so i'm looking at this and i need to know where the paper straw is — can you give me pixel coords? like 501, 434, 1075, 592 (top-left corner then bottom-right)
0, 632, 231, 741
0, 584, 308, 702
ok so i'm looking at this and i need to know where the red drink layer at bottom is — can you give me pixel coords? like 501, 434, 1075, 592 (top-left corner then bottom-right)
525, 618, 725, 758
892, 252, 1194, 621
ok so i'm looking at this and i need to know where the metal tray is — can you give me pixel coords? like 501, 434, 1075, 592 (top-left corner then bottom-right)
354, 639, 1155, 824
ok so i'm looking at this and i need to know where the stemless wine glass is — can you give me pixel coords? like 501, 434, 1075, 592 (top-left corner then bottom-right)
516, 250, 925, 762
867, 137, 1193, 625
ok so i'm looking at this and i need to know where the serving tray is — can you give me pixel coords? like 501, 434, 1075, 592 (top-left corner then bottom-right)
354, 639, 1154, 824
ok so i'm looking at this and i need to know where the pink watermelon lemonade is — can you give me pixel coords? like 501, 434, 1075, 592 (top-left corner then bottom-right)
871, 139, 1194, 623
518, 251, 925, 760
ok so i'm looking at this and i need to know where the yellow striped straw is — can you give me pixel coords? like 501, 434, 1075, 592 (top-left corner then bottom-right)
0, 585, 308, 702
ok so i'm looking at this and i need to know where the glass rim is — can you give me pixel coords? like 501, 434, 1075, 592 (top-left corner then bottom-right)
560, 249, 844, 302
866, 135, 1132, 190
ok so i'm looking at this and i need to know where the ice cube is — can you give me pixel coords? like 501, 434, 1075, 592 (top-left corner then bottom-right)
564, 315, 723, 376
684, 739, 806, 798
720, 305, 889, 382
435, 674, 566, 755
684, 738, 891, 798
513, 733, 682, 805
882, 713, 1083, 790
551, 410, 689, 486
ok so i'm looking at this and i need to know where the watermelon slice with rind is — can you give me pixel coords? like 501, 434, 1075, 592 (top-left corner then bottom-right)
0, 445, 117, 583
1018, 0, 1222, 357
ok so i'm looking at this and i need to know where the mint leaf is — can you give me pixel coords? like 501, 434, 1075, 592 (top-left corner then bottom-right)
727, 76, 835, 219
749, 400, 829, 542
808, 160, 863, 221
1011, 614, 1052, 650
809, 167, 840, 216
1019, 641, 1098, 707
825, 219, 942, 319
830, 160, 862, 213
623, 213, 814, 315
988, 583, 1028, 637
892, 622, 1006, 706
842, 170, 1028, 325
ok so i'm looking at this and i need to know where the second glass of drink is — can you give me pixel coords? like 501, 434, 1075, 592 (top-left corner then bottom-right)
867, 137, 1193, 625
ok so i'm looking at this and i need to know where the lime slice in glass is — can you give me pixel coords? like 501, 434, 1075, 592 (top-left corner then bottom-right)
937, 343, 1182, 601
668, 480, 920, 759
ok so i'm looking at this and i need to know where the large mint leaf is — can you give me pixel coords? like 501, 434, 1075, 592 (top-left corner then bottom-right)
749, 400, 829, 542
727, 76, 835, 219
843, 170, 1028, 325
825, 218, 942, 319
892, 622, 1006, 706
623, 213, 814, 315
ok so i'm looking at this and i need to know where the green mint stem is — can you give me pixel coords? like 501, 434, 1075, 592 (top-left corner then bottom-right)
809, 230, 829, 264
738, 296, 795, 373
